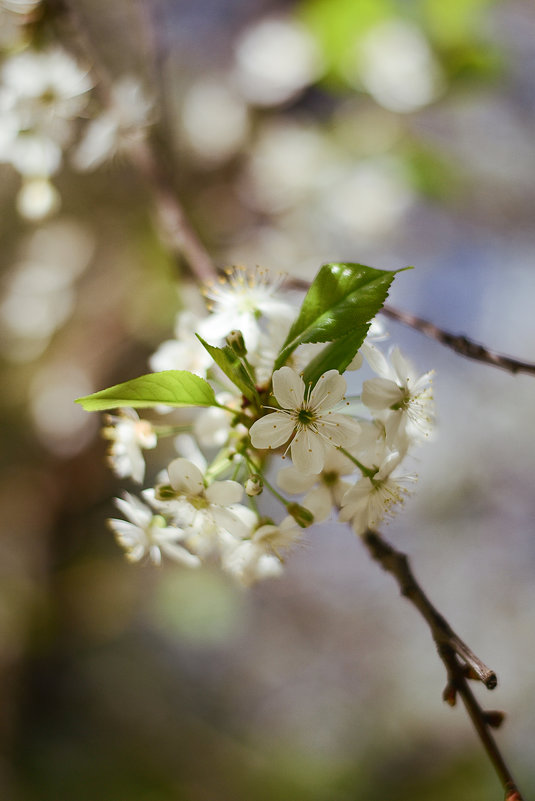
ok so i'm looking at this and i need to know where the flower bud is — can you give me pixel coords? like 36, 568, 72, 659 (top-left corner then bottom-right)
225, 329, 247, 357
287, 503, 314, 528
245, 474, 263, 496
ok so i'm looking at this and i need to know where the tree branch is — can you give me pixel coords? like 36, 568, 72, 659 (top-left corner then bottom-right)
380, 305, 535, 377
129, 139, 219, 284
362, 529, 524, 800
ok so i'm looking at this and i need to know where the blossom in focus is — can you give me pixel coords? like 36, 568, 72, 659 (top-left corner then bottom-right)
277, 447, 357, 522
108, 492, 201, 567
102, 408, 157, 483
198, 266, 293, 351
338, 451, 415, 535
361, 345, 434, 444
154, 457, 250, 557
249, 366, 361, 474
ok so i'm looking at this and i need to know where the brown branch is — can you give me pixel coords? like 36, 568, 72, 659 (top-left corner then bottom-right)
362, 529, 524, 800
129, 139, 218, 284
381, 305, 535, 377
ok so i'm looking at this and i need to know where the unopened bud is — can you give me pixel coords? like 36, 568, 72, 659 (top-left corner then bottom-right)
245, 474, 263, 496
225, 330, 247, 357
287, 503, 314, 528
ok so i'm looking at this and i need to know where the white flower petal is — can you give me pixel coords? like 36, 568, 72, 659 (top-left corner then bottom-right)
317, 414, 361, 447
390, 346, 413, 384
362, 377, 404, 409
291, 427, 325, 474
159, 541, 201, 568
277, 465, 316, 494
361, 341, 392, 377
302, 485, 332, 522
272, 366, 305, 410
206, 479, 243, 506
114, 493, 152, 527
249, 412, 294, 449
168, 458, 205, 495
308, 369, 346, 412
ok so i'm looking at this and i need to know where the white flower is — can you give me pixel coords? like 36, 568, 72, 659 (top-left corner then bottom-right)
102, 408, 157, 483
198, 266, 293, 352
277, 447, 356, 522
72, 75, 154, 171
149, 310, 212, 377
249, 366, 361, 474
221, 540, 283, 586
339, 451, 415, 535
0, 47, 90, 189
108, 492, 200, 567
0, 48, 91, 151
361, 345, 434, 444
155, 458, 249, 557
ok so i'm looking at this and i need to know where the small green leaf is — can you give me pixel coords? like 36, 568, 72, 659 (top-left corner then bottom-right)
302, 330, 364, 386
196, 335, 259, 403
274, 262, 407, 370
76, 370, 218, 411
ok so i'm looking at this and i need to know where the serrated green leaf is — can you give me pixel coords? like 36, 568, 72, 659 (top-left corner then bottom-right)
196, 335, 259, 403
302, 329, 365, 386
75, 370, 218, 411
274, 262, 407, 370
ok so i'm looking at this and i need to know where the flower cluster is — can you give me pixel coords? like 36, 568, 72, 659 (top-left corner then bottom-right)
95, 264, 435, 586
0, 19, 154, 220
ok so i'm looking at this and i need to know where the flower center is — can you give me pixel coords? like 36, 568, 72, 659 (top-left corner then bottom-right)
322, 471, 338, 487
297, 408, 316, 426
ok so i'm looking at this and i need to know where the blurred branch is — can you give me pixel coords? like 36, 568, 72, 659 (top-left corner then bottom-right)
362, 530, 524, 801
380, 305, 535, 377
286, 276, 535, 377
49, 0, 218, 285
129, 140, 218, 284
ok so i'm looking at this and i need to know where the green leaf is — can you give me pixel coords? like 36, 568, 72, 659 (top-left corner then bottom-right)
274, 262, 407, 370
75, 370, 218, 411
302, 330, 364, 386
196, 335, 259, 403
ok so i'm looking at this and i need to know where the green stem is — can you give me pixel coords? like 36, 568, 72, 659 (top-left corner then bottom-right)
339, 447, 376, 479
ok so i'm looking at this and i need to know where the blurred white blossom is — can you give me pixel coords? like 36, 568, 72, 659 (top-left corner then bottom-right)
103, 409, 157, 483
73, 75, 154, 171
233, 16, 323, 106
347, 19, 444, 113
109, 492, 201, 567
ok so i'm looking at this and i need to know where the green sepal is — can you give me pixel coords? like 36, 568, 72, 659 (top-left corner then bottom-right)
196, 335, 259, 403
75, 370, 218, 411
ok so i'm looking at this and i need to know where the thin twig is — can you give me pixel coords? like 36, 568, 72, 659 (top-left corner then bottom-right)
129, 139, 218, 284
381, 305, 535, 377
362, 529, 524, 800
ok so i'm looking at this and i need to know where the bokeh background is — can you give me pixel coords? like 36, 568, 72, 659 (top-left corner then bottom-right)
1, 0, 535, 798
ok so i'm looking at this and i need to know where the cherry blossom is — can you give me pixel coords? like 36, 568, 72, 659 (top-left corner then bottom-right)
102, 408, 157, 483
249, 366, 361, 474
108, 492, 201, 567
361, 345, 434, 444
